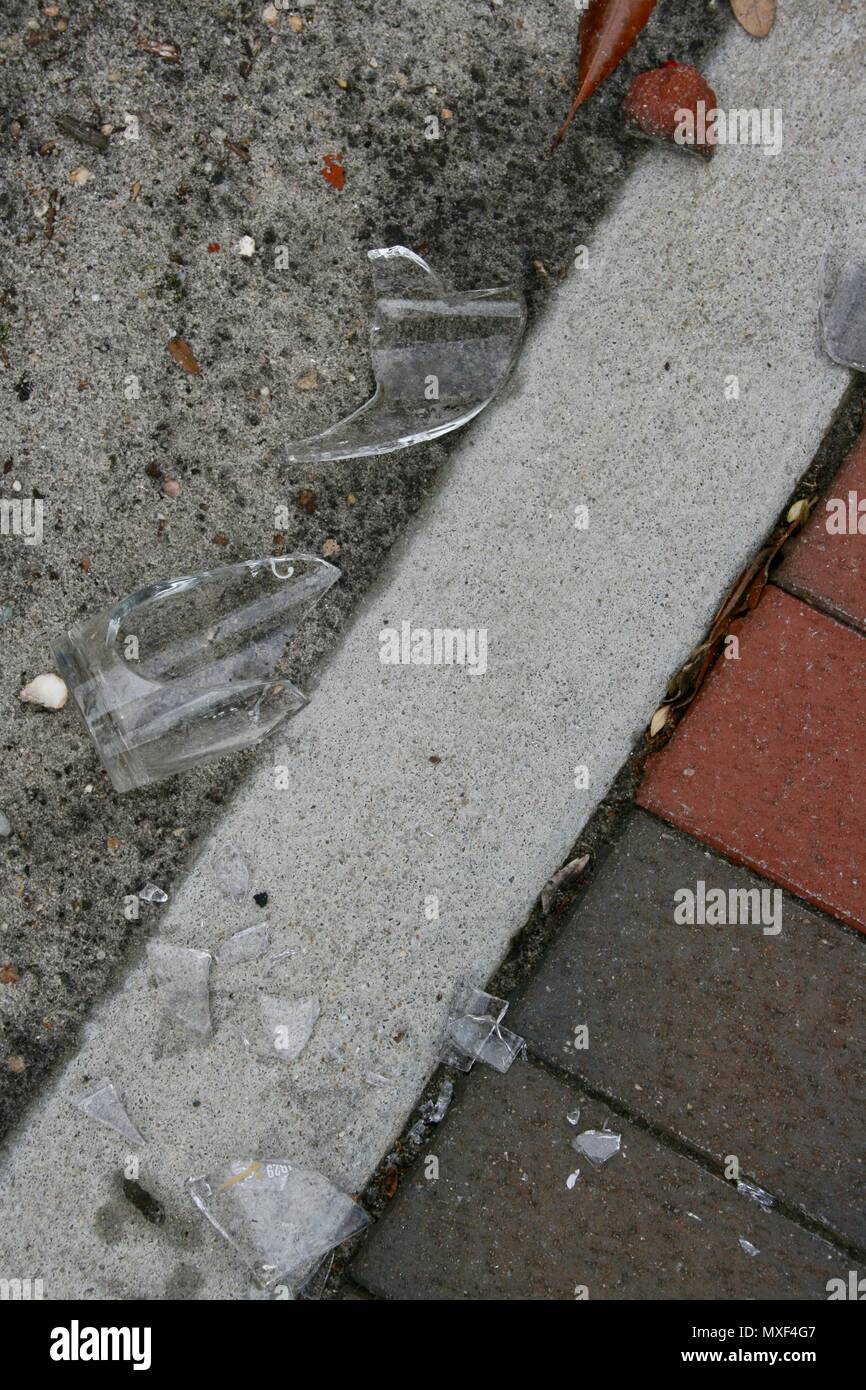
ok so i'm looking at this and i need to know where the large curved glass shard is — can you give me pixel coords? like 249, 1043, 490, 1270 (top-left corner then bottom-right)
820, 240, 866, 371
285, 245, 527, 463
53, 556, 339, 792
189, 1160, 370, 1291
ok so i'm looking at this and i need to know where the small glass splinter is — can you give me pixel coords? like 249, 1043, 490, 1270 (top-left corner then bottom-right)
284, 246, 526, 463
72, 1077, 145, 1146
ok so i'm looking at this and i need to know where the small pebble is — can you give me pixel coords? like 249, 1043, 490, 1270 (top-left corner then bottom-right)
0, 811, 11, 837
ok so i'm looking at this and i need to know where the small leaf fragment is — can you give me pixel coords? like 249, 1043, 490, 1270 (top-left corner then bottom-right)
730, 0, 776, 39
167, 336, 201, 375
541, 853, 590, 914
649, 704, 671, 738
786, 497, 811, 526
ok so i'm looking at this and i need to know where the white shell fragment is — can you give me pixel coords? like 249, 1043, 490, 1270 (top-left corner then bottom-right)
571, 1129, 622, 1167
233, 235, 256, 257
72, 1078, 144, 1146
18, 673, 68, 709
217, 922, 270, 967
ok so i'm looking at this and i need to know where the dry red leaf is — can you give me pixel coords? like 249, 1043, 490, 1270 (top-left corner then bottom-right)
554, 0, 660, 148
167, 335, 201, 375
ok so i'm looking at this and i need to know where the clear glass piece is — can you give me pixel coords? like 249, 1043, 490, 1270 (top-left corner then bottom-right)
53, 556, 340, 792
146, 940, 213, 1035
284, 246, 526, 462
215, 922, 269, 967
820, 243, 866, 371
217, 922, 270, 967
423, 1078, 454, 1123
243, 993, 320, 1062
476, 1021, 525, 1073
212, 845, 253, 901
72, 1077, 145, 1146
571, 1129, 621, 1167
736, 1179, 774, 1211
189, 1160, 369, 1290
138, 882, 168, 904
440, 982, 523, 1072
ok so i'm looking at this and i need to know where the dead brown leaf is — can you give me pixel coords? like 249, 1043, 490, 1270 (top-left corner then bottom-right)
553, 0, 660, 148
167, 335, 201, 375
730, 0, 776, 39
541, 853, 590, 914
138, 36, 182, 63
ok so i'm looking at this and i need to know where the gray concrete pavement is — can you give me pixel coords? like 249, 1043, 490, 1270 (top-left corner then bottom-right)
2, 1, 866, 1298
0, 0, 729, 1139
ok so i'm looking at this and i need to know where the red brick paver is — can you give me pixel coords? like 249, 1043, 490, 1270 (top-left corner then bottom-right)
637, 586, 866, 932
777, 426, 866, 632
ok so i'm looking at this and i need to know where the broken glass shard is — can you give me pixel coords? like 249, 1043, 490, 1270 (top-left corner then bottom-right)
476, 1021, 525, 1073
736, 1179, 774, 1212
146, 940, 213, 1035
566, 1169, 580, 1189
739, 1237, 760, 1258
406, 1120, 426, 1146
189, 1160, 369, 1291
571, 1129, 621, 1167
217, 922, 269, 967
423, 1078, 454, 1124
138, 882, 168, 904
440, 982, 523, 1073
284, 245, 526, 463
566, 1108, 582, 1126
212, 844, 253, 901
820, 244, 866, 371
363, 1071, 394, 1087
53, 556, 340, 792
244, 993, 320, 1062
72, 1078, 145, 1146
